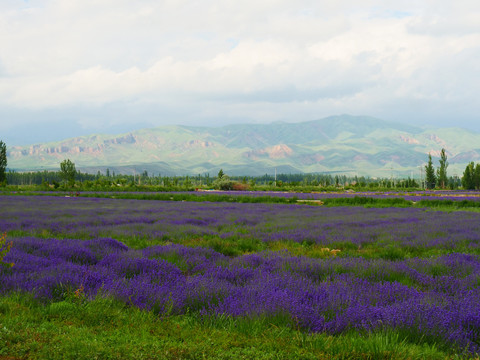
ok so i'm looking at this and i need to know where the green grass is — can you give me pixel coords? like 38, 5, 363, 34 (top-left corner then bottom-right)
0, 293, 459, 360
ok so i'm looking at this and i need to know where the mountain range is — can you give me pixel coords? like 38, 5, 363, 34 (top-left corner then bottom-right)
7, 115, 480, 177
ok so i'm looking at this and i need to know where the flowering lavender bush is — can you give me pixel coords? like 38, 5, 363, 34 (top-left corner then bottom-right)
2, 196, 480, 256
1, 237, 479, 354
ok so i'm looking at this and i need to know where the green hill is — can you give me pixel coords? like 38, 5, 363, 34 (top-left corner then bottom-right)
7, 115, 479, 176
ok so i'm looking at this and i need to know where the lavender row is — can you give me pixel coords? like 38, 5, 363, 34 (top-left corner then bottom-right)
2, 196, 480, 254
190, 190, 480, 202
1, 237, 479, 354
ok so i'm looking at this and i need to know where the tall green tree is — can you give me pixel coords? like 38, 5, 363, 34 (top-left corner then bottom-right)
425, 153, 436, 189
475, 164, 480, 190
60, 159, 76, 187
0, 140, 6, 185
436, 148, 448, 189
462, 162, 475, 190
183, 175, 192, 188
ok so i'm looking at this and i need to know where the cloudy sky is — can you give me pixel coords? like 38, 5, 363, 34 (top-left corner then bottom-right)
1, 0, 479, 145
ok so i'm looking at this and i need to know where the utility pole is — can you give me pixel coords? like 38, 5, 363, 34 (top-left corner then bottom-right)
274, 168, 277, 187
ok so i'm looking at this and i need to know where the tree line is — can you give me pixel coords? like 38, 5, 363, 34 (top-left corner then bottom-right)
2, 164, 424, 191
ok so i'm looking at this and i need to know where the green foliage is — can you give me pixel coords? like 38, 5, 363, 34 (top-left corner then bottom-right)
436, 148, 448, 189
322, 196, 413, 208
211, 169, 240, 190
460, 162, 480, 190
60, 159, 77, 187
424, 153, 436, 189
474, 164, 480, 190
379, 245, 406, 261
212, 171, 237, 190
0, 140, 6, 185
462, 162, 476, 190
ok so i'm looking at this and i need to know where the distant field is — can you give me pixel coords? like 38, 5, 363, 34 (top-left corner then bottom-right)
1, 195, 480, 359
185, 189, 480, 201
5, 189, 480, 209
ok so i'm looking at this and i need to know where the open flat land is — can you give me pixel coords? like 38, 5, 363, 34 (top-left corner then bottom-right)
1, 194, 480, 359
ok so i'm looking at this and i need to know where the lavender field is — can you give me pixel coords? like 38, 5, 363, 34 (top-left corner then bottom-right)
1, 195, 480, 357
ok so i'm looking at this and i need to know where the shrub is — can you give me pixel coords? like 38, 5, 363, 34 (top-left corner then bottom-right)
212, 176, 236, 190
232, 182, 249, 191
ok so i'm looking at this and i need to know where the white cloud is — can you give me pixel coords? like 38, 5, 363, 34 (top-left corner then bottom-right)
0, 0, 479, 131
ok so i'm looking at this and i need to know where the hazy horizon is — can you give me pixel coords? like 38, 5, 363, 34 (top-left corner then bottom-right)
1, 1, 479, 146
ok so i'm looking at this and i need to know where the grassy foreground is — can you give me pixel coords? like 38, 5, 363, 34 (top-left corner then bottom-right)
0, 293, 454, 360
